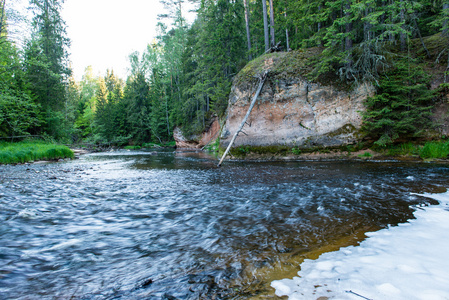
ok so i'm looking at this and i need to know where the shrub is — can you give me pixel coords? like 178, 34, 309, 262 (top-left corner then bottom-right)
419, 141, 449, 159
291, 147, 302, 155
124, 145, 142, 150
358, 151, 373, 158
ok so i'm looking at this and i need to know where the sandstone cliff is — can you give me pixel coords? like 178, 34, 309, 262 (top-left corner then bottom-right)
173, 116, 221, 149
175, 48, 448, 151
220, 51, 375, 149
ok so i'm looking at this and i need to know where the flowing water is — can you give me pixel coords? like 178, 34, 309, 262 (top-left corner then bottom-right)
0, 150, 448, 299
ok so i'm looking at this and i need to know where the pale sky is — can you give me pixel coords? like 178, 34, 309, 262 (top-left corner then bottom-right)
8, 0, 196, 81
61, 0, 169, 80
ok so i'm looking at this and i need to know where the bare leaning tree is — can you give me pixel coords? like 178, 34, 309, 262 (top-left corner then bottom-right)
217, 71, 268, 167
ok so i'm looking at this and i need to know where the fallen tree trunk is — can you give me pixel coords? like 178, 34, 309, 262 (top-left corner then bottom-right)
217, 71, 268, 167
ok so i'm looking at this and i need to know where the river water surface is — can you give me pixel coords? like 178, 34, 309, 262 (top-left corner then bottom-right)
0, 150, 448, 299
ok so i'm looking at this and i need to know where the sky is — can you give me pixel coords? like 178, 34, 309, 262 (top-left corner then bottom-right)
8, 0, 197, 81
61, 0, 189, 81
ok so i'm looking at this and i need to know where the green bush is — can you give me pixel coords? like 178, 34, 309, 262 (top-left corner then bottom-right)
291, 147, 302, 155
124, 145, 142, 150
419, 141, 449, 159
358, 151, 373, 158
384, 143, 419, 156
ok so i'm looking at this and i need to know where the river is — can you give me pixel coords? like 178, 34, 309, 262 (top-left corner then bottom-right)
0, 150, 448, 299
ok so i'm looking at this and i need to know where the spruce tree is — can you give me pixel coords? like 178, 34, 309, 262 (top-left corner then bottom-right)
94, 78, 108, 141
362, 58, 434, 146
124, 72, 152, 143
25, 0, 71, 140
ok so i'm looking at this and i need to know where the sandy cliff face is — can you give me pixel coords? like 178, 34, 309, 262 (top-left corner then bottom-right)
220, 70, 375, 149
174, 117, 221, 149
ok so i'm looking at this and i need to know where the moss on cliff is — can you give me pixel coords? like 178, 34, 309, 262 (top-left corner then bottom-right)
325, 124, 363, 139
229, 145, 291, 158
233, 48, 353, 92
234, 52, 287, 86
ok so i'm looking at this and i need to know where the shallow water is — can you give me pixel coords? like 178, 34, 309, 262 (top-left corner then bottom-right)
0, 150, 448, 299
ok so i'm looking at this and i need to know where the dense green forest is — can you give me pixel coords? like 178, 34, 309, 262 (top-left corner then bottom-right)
1, 0, 448, 147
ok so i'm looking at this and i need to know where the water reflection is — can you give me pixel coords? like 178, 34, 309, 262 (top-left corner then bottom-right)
0, 150, 448, 299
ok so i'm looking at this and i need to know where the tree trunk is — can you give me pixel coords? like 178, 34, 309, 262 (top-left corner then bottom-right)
400, 0, 406, 52
243, 0, 252, 60
285, 11, 289, 51
363, 7, 371, 43
411, 15, 431, 58
217, 72, 268, 167
345, 0, 353, 72
269, 0, 275, 47
0, 0, 5, 38
443, 3, 449, 36
318, 4, 323, 47
262, 0, 269, 51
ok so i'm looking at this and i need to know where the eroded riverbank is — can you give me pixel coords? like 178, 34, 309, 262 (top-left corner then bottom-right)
1, 150, 448, 299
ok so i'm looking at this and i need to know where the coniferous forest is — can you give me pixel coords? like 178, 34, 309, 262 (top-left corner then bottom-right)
1, 0, 449, 148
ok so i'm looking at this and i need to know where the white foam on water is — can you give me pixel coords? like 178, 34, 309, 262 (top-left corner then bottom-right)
21, 238, 83, 258
271, 191, 449, 300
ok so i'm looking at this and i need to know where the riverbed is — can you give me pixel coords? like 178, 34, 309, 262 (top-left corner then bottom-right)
0, 150, 448, 299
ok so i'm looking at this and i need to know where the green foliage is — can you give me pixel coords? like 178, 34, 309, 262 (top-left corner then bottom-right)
0, 140, 74, 164
419, 141, 449, 159
123, 72, 152, 143
358, 151, 373, 158
229, 145, 290, 157
0, 84, 41, 138
384, 142, 420, 156
362, 58, 434, 146
0, 27, 41, 138
23, 0, 72, 141
2, 0, 448, 151
170, 0, 247, 136
124, 145, 141, 150
376, 140, 449, 159
291, 147, 302, 155
204, 138, 220, 153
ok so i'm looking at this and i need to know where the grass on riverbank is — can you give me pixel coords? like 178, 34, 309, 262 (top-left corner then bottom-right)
123, 141, 177, 150
0, 140, 74, 164
223, 140, 449, 160
379, 141, 449, 160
